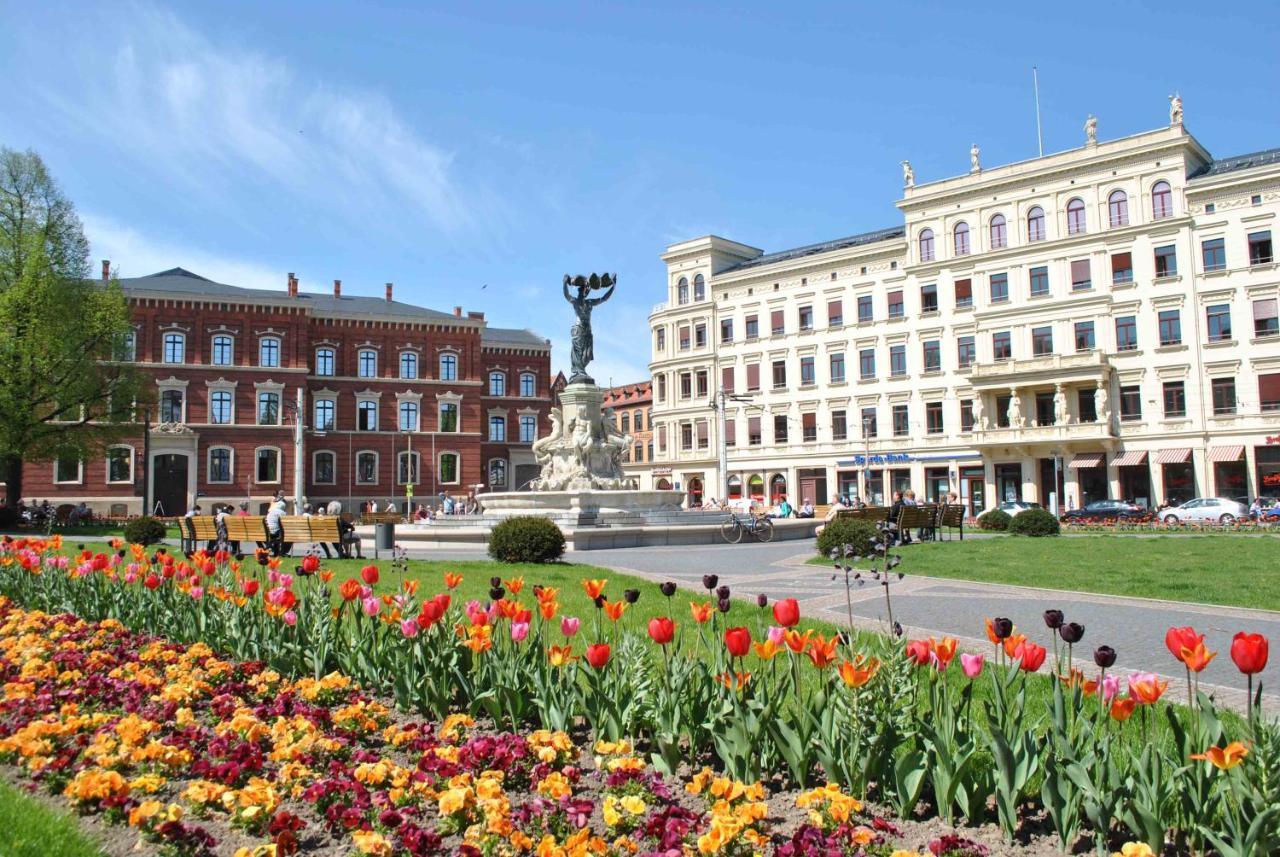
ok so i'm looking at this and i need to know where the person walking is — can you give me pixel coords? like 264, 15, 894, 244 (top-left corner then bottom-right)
265, 499, 287, 557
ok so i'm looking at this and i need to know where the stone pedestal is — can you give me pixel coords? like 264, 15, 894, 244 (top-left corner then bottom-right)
530, 382, 634, 491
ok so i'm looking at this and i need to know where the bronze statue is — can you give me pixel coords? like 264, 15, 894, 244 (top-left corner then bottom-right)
562, 273, 616, 384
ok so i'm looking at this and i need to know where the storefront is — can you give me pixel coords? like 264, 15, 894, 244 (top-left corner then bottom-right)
995, 462, 1023, 502
1069, 452, 1108, 506
960, 466, 985, 516
1037, 457, 1065, 511
1256, 444, 1280, 500
797, 468, 827, 507
1114, 450, 1151, 507
686, 476, 704, 507
748, 474, 765, 502
726, 475, 743, 500
769, 473, 787, 504
653, 467, 673, 492
924, 467, 949, 503
836, 470, 858, 502
1209, 446, 1246, 498
1155, 448, 1196, 505
890, 468, 912, 497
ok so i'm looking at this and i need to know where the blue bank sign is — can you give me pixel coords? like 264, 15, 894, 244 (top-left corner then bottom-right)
836, 453, 912, 466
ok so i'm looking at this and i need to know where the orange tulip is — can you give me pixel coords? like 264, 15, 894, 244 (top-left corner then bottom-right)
319, 570, 334, 583
582, 579, 608, 600
1190, 741, 1248, 770
753, 640, 782, 660
602, 600, 627, 622
535, 586, 560, 604
784, 628, 814, 654
931, 637, 958, 668
838, 655, 880, 688
1002, 632, 1028, 658
402, 579, 419, 595
443, 572, 463, 589
1129, 674, 1168, 705
538, 600, 560, 621
339, 579, 362, 602
462, 625, 493, 653
504, 577, 525, 596
690, 601, 714, 624
1058, 668, 1098, 695
806, 633, 839, 669
547, 645, 575, 667
1110, 696, 1137, 722
715, 671, 751, 690
985, 618, 1000, 645
1180, 641, 1217, 673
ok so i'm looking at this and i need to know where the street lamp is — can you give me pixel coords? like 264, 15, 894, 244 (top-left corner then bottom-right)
281, 388, 306, 514
711, 387, 754, 503
861, 416, 874, 505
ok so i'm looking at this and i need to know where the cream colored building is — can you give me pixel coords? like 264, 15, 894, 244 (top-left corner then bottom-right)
647, 111, 1280, 514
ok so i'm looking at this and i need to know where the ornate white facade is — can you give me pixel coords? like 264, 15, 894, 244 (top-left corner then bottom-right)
647, 118, 1280, 513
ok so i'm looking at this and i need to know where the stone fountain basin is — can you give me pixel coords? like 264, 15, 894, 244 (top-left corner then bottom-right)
479, 489, 685, 517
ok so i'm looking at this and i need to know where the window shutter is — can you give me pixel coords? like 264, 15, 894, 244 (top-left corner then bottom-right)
888, 289, 903, 304
724, 419, 736, 444
802, 412, 816, 430
1111, 251, 1132, 272
954, 278, 972, 300
721, 366, 734, 393
1259, 373, 1280, 406
827, 299, 842, 322
1255, 298, 1278, 322
771, 309, 784, 332
746, 363, 760, 390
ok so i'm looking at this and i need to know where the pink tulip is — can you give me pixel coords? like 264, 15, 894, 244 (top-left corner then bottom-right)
189, 586, 204, 600
465, 600, 489, 626
282, 610, 297, 626
1101, 673, 1120, 704
362, 596, 381, 617
767, 625, 786, 645
401, 618, 420, 638
511, 621, 530, 642
961, 652, 985, 678
561, 616, 580, 637
123, 571, 138, 584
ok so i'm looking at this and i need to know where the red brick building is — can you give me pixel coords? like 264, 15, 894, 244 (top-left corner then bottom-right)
19, 266, 552, 515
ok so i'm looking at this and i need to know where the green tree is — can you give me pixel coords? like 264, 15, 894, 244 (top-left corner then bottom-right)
0, 148, 146, 506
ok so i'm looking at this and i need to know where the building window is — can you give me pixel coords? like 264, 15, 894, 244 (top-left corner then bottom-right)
721, 365, 735, 394
857, 295, 873, 323
925, 401, 943, 434
681, 423, 694, 450
697, 422, 710, 450
693, 274, 706, 301
678, 326, 690, 350
919, 228, 935, 262
1071, 259, 1092, 291
1249, 230, 1274, 266
889, 344, 906, 377
990, 272, 1009, 302
859, 349, 875, 380
257, 391, 280, 425
357, 400, 378, 431
720, 318, 734, 343
748, 416, 762, 446
773, 414, 788, 444
1158, 310, 1182, 346
829, 353, 845, 383
488, 459, 507, 488
106, 447, 132, 483
1205, 203, 1215, 214
772, 360, 786, 389
832, 409, 847, 441
1163, 382, 1186, 418
1066, 198, 1086, 235
356, 451, 378, 484
677, 277, 689, 305
256, 448, 280, 483
1154, 245, 1177, 278
1253, 194, 1264, 206
954, 278, 973, 308
1206, 304, 1232, 342
1027, 206, 1046, 242
1078, 391, 1097, 423
489, 372, 506, 396
489, 415, 506, 441
1202, 238, 1226, 272
798, 412, 815, 443
1075, 321, 1095, 351
1029, 265, 1049, 297
1111, 251, 1133, 285
520, 414, 537, 443
1260, 374, 1280, 411
1032, 325, 1054, 356
208, 448, 232, 483
992, 331, 1011, 360
357, 349, 377, 378
315, 347, 335, 376
655, 328, 665, 351
212, 335, 234, 366
892, 404, 909, 437
745, 315, 759, 339
210, 390, 233, 424
163, 332, 185, 364
921, 283, 938, 313
655, 374, 667, 401
633, 409, 643, 430
1254, 299, 1279, 337
1115, 316, 1138, 351
953, 222, 970, 256
439, 353, 458, 381
694, 323, 707, 347
520, 373, 536, 396
1035, 391, 1055, 425
678, 372, 691, 399
989, 214, 1007, 249
887, 290, 904, 319
400, 352, 418, 379
439, 402, 458, 432
960, 400, 974, 432
800, 356, 815, 385
119, 330, 136, 362
696, 370, 708, 397
1119, 386, 1142, 421
160, 389, 184, 423
259, 337, 280, 368
746, 363, 760, 391
398, 452, 419, 485
1212, 378, 1237, 415
1108, 190, 1129, 227
399, 401, 419, 431
923, 340, 941, 372
771, 309, 785, 335
1151, 180, 1173, 220
314, 451, 335, 484
957, 336, 975, 367
798, 306, 813, 331
855, 407, 875, 439
314, 399, 335, 431
827, 299, 843, 326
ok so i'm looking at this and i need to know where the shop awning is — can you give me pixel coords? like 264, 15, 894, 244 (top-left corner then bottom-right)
1154, 448, 1192, 464
1068, 453, 1105, 470
1208, 445, 1245, 463
1113, 450, 1149, 467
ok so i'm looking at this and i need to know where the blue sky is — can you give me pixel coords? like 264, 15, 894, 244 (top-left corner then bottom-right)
3, 1, 1277, 381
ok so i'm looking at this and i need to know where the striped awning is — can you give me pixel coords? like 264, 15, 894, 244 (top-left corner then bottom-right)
1208, 445, 1245, 463
1068, 453, 1105, 470
1155, 448, 1192, 464
1113, 450, 1149, 467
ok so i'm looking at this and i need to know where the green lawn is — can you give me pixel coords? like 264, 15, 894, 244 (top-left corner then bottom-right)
0, 780, 104, 857
813, 534, 1280, 611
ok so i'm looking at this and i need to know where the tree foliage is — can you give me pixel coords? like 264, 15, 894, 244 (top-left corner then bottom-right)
0, 148, 146, 502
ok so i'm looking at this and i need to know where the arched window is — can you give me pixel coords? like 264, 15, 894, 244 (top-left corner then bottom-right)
439, 353, 458, 381
257, 391, 280, 425
693, 274, 706, 301
313, 451, 336, 484
314, 398, 335, 431
255, 447, 280, 483
677, 277, 689, 305
259, 337, 281, 368
489, 415, 506, 441
159, 389, 184, 423
1108, 190, 1129, 227
687, 477, 704, 507
620, 412, 630, 433
400, 352, 418, 379
438, 401, 459, 432
119, 330, 136, 362
211, 335, 234, 366
208, 447, 233, 483
357, 349, 378, 378
315, 347, 335, 376
633, 409, 643, 430
356, 451, 378, 484
918, 228, 935, 262
438, 452, 460, 484
399, 401, 419, 431
106, 446, 133, 484
489, 371, 506, 396
1151, 180, 1173, 220
989, 214, 1007, 249
656, 477, 673, 490
727, 475, 743, 499
519, 373, 536, 397
953, 222, 970, 256
210, 390, 233, 424
1027, 206, 1046, 242
488, 459, 507, 488
162, 332, 185, 363
357, 400, 378, 431
748, 474, 765, 500
770, 473, 788, 503
1066, 198, 1086, 235
519, 414, 536, 442
397, 451, 419, 485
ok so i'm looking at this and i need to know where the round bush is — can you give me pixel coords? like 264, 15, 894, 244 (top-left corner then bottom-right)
1009, 507, 1060, 537
815, 518, 879, 558
488, 515, 566, 563
123, 516, 168, 546
977, 509, 1011, 531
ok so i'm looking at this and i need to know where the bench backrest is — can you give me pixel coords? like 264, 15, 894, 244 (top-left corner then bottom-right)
189, 516, 219, 541
896, 505, 936, 528
360, 512, 403, 525
225, 516, 267, 542
279, 516, 314, 543
835, 506, 891, 522
309, 517, 341, 541
939, 504, 965, 527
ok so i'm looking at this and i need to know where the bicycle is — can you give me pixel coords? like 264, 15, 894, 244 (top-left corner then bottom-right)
720, 511, 775, 544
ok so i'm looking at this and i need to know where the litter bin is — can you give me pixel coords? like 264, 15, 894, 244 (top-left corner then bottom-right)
375, 522, 395, 553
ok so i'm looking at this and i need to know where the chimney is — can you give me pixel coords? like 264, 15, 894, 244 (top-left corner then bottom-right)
101, 260, 110, 282
333, 279, 341, 297
467, 311, 485, 320
287, 272, 297, 298
385, 282, 394, 302
453, 306, 463, 317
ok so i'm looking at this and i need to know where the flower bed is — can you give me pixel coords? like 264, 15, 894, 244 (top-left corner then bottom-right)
1, 536, 1278, 855
1059, 517, 1276, 534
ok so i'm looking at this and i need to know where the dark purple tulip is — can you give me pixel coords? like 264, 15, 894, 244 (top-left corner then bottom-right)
756, 594, 768, 608
489, 587, 505, 601
717, 597, 731, 613
1059, 622, 1085, 644
623, 588, 640, 604
660, 582, 677, 597
716, 585, 731, 600
1043, 609, 1065, 630
1093, 645, 1116, 668
992, 617, 1014, 640
702, 574, 719, 591
489, 576, 502, 588
593, 595, 605, 609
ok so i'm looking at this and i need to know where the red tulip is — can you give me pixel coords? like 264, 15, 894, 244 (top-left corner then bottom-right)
419, 600, 443, 625
1165, 626, 1203, 663
723, 627, 752, 659
434, 593, 451, 613
143, 574, 161, 590
1231, 632, 1269, 675
648, 617, 675, 646
585, 642, 611, 669
361, 565, 379, 586
301, 555, 320, 574
904, 639, 932, 666
1013, 640, 1047, 672
241, 579, 260, 597
772, 598, 800, 628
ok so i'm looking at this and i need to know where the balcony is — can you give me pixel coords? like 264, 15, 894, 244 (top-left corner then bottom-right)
962, 351, 1110, 391
971, 420, 1116, 447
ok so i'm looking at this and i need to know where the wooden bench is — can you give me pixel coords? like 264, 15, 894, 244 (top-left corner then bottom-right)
224, 516, 268, 546
937, 504, 965, 540
359, 511, 403, 525
190, 516, 219, 544
836, 506, 891, 523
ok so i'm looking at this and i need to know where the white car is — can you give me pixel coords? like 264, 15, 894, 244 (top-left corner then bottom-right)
977, 500, 1040, 518
1160, 497, 1249, 525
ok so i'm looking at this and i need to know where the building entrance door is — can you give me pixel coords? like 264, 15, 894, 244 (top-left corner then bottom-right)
961, 466, 984, 516
995, 463, 1022, 502
1038, 457, 1065, 511
153, 453, 188, 516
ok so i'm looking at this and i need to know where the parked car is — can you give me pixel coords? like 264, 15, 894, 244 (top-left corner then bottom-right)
1159, 497, 1250, 525
1061, 499, 1147, 522
977, 500, 1041, 519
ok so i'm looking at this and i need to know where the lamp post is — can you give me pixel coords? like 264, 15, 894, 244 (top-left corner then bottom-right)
141, 406, 152, 516
291, 387, 305, 514
404, 428, 415, 517
861, 416, 873, 504
711, 387, 754, 503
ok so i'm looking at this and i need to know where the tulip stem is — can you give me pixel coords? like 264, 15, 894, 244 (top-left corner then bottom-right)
1247, 674, 1254, 733
1185, 664, 1193, 710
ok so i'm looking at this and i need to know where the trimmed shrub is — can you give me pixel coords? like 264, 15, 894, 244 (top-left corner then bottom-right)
1009, 507, 1060, 537
123, 516, 168, 547
488, 516, 566, 564
815, 518, 879, 558
977, 509, 1011, 531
